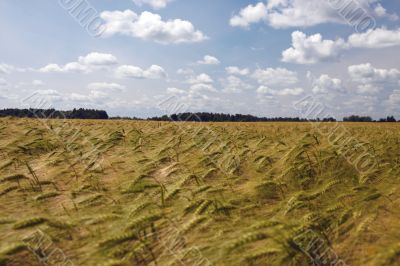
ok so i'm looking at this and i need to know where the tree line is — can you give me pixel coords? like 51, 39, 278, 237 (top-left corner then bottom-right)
0, 108, 109, 119
343, 115, 397, 122
149, 112, 335, 122
150, 113, 397, 122
0, 109, 397, 122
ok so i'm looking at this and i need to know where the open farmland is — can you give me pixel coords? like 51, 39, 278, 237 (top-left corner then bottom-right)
0, 118, 399, 266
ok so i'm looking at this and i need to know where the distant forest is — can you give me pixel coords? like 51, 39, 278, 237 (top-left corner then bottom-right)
0, 109, 398, 122
0, 108, 109, 120
149, 113, 332, 122
149, 113, 397, 123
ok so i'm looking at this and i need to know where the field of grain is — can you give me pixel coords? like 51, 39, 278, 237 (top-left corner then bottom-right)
0, 118, 399, 266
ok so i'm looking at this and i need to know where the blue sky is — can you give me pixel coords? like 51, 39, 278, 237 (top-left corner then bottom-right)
1, 0, 400, 118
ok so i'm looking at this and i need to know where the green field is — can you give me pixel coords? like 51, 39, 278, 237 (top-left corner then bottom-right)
0, 118, 399, 265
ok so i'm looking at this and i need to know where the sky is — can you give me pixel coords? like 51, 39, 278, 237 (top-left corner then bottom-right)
1, 0, 400, 119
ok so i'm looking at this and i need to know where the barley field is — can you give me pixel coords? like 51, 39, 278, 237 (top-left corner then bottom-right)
0, 117, 399, 266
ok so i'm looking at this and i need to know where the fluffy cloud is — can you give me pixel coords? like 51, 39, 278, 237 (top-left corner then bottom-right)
167, 87, 186, 94
166, 84, 216, 101
348, 63, 400, 94
78, 52, 118, 66
0, 64, 14, 74
356, 84, 382, 94
100, 10, 207, 44
69, 93, 91, 103
197, 55, 220, 65
0, 64, 31, 74
220, 75, 252, 93
39, 63, 88, 73
253, 67, 302, 97
230, 2, 267, 28
116, 64, 167, 79
39, 52, 117, 73
190, 83, 216, 93
226, 66, 250, 76
230, 0, 395, 29
88, 82, 125, 92
180, 73, 216, 96
348, 28, 400, 48
283, 28, 400, 64
373, 4, 399, 20
387, 90, 400, 109
68, 88, 118, 105
282, 31, 347, 64
32, 89, 63, 103
68, 91, 109, 104
187, 73, 213, 84
348, 63, 400, 84
39, 64, 63, 73
343, 95, 378, 112
312, 74, 344, 94
252, 67, 298, 86
132, 0, 173, 9
257, 86, 304, 96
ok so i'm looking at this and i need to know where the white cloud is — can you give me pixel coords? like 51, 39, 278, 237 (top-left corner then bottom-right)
197, 55, 220, 65
348, 63, 400, 94
0, 64, 32, 74
190, 83, 216, 93
116, 64, 167, 79
282, 31, 347, 64
230, 2, 267, 28
373, 4, 398, 20
348, 27, 400, 48
343, 95, 378, 113
356, 84, 382, 94
39, 63, 88, 73
231, 0, 395, 29
64, 62, 89, 73
167, 87, 186, 94
89, 90, 109, 100
132, 0, 173, 9
312, 74, 344, 94
221, 75, 252, 93
88, 82, 125, 92
226, 66, 250, 76
0, 64, 14, 74
257, 86, 304, 96
188, 73, 213, 84
254, 67, 303, 98
387, 90, 400, 109
39, 52, 117, 73
68, 89, 111, 105
177, 73, 217, 97
252, 67, 298, 86
374, 4, 387, 17
263, 0, 341, 28
348, 63, 400, 84
39, 64, 64, 73
32, 89, 63, 102
283, 28, 400, 64
100, 10, 207, 44
78, 52, 118, 66
69, 93, 92, 103
278, 87, 304, 96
